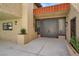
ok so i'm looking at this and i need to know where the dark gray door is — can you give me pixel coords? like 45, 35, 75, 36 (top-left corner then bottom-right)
70, 17, 76, 38
40, 19, 58, 38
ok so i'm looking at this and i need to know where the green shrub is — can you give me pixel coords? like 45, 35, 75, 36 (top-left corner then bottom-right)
20, 28, 26, 34
70, 36, 76, 45
70, 36, 79, 52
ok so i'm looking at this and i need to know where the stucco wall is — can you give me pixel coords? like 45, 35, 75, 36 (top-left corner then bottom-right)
0, 3, 37, 44
0, 3, 22, 17
0, 19, 21, 43
0, 3, 36, 42
66, 4, 79, 42
28, 4, 37, 40
21, 3, 37, 43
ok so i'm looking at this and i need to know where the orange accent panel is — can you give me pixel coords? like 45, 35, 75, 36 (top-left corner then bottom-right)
33, 3, 70, 15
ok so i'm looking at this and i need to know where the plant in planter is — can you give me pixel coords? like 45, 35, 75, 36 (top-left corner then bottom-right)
17, 28, 27, 45
20, 28, 26, 34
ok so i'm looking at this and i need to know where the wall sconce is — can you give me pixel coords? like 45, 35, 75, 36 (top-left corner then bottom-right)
15, 21, 17, 25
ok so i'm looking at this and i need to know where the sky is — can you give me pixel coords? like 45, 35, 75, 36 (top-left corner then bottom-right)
41, 3, 60, 7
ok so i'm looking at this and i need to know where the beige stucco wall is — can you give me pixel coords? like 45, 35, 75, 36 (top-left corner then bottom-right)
0, 19, 21, 43
0, 3, 22, 17
0, 3, 22, 43
0, 3, 37, 44
21, 3, 37, 43
66, 4, 79, 42
28, 4, 37, 40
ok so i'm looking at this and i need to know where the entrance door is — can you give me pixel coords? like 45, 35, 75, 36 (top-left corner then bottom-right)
40, 19, 58, 38
70, 17, 76, 38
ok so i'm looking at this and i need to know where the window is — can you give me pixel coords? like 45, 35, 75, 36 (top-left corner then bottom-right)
3, 22, 13, 30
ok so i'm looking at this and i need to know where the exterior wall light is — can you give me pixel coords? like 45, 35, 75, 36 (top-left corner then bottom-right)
15, 21, 17, 25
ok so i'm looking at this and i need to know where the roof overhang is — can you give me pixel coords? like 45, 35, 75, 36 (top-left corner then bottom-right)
33, 3, 70, 19
34, 10, 69, 19
34, 3, 42, 7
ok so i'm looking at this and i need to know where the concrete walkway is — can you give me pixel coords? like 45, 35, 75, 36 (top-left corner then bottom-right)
0, 37, 70, 56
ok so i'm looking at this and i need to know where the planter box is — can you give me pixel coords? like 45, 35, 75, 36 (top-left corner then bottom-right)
67, 43, 79, 56
17, 35, 28, 45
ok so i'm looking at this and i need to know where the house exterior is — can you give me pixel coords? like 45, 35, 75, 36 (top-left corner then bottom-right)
33, 3, 70, 38
0, 3, 39, 44
34, 3, 79, 43
0, 3, 79, 46
66, 4, 79, 42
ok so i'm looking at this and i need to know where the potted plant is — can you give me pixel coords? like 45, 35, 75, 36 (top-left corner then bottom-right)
17, 28, 28, 45
20, 28, 26, 34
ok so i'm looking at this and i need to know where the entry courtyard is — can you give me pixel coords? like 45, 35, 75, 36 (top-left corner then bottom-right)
0, 37, 70, 56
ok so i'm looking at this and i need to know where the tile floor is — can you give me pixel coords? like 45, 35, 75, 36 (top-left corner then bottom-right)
0, 37, 70, 56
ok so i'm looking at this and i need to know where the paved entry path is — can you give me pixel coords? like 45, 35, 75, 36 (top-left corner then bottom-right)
0, 37, 70, 56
